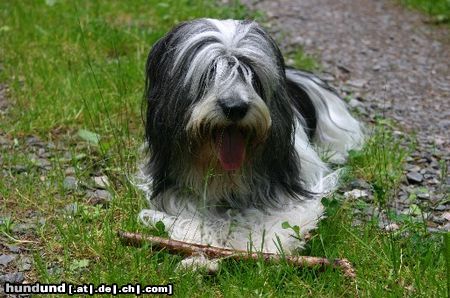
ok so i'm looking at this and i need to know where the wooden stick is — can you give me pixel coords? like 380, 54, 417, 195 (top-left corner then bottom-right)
118, 231, 356, 279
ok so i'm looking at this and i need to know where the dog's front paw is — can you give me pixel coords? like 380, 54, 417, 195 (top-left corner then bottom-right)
177, 253, 220, 273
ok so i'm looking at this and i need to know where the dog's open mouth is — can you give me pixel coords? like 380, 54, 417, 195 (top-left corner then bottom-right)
214, 126, 246, 171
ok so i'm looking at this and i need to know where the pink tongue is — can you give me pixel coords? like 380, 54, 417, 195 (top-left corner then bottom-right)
216, 127, 246, 171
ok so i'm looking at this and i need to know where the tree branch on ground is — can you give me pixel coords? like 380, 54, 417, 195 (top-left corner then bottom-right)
118, 231, 356, 279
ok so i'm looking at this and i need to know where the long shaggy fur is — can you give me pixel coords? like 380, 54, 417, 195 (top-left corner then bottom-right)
138, 19, 363, 255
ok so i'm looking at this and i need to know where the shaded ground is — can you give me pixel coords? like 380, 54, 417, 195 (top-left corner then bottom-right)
242, 0, 449, 227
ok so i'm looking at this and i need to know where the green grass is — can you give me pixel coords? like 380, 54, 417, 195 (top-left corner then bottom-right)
401, 0, 450, 22
347, 119, 410, 207
0, 1, 447, 297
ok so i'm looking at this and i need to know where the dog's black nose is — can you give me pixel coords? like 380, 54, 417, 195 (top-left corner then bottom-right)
218, 98, 249, 122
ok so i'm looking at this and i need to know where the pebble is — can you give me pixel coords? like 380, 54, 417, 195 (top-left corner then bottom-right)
65, 167, 76, 175
7, 245, 20, 253
0, 254, 17, 266
0, 272, 24, 283
18, 256, 32, 271
347, 79, 367, 88
348, 98, 364, 108
12, 222, 37, 234
25, 136, 44, 147
87, 190, 112, 206
431, 215, 446, 225
349, 179, 371, 189
434, 205, 449, 212
405, 164, 421, 172
416, 192, 430, 199
0, 135, 9, 146
93, 175, 110, 189
406, 172, 423, 184
35, 158, 52, 169
427, 227, 441, 233
383, 223, 400, 232
12, 165, 27, 174
63, 176, 78, 190
344, 189, 369, 199
48, 264, 63, 276
64, 202, 78, 214
442, 212, 450, 221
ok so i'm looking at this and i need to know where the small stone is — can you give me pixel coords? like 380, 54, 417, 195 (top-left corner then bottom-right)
0, 272, 24, 283
428, 178, 440, 185
431, 215, 446, 225
318, 73, 335, 82
18, 256, 32, 271
372, 64, 381, 71
384, 223, 400, 232
442, 212, 450, 221
0, 135, 9, 146
416, 192, 430, 199
63, 176, 78, 190
0, 254, 17, 266
344, 189, 369, 199
48, 264, 63, 276
25, 136, 44, 147
352, 219, 363, 226
12, 222, 36, 233
348, 98, 364, 108
442, 222, 450, 231
7, 245, 20, 253
427, 227, 440, 233
87, 190, 112, 206
434, 205, 449, 211
12, 165, 27, 174
93, 175, 110, 189
347, 79, 367, 88
65, 167, 76, 175
405, 164, 421, 172
64, 203, 78, 214
36, 158, 51, 169
349, 179, 371, 189
406, 172, 423, 184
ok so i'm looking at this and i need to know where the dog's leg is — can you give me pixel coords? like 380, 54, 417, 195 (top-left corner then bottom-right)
177, 253, 221, 273
140, 208, 224, 272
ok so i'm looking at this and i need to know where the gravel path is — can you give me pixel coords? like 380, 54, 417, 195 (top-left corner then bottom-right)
242, 0, 449, 229
243, 0, 449, 145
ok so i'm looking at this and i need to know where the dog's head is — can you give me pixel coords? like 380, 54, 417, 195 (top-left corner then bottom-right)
144, 19, 301, 201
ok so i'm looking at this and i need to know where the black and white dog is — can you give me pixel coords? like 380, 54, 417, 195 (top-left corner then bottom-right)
138, 19, 363, 261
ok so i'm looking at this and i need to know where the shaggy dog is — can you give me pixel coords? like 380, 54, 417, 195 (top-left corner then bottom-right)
138, 19, 363, 266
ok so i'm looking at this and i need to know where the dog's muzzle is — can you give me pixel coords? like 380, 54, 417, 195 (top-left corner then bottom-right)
218, 96, 249, 122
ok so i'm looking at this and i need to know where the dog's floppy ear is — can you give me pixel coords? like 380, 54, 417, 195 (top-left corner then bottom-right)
143, 21, 196, 199
144, 22, 190, 97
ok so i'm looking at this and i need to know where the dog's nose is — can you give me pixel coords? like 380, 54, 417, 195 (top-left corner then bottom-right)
218, 98, 249, 122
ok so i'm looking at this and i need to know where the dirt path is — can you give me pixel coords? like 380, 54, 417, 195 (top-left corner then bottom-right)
242, 0, 450, 230
243, 0, 449, 147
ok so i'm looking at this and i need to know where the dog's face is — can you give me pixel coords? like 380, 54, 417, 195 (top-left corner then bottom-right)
186, 53, 272, 172
145, 19, 298, 198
